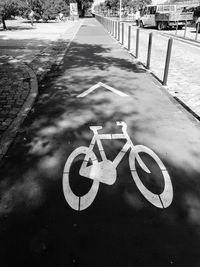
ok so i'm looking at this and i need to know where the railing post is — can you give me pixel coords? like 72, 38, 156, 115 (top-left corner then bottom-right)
136, 28, 140, 58
175, 21, 178, 35
122, 23, 124, 45
128, 25, 131, 51
195, 22, 199, 41
115, 21, 117, 39
184, 20, 187, 38
118, 21, 120, 41
146, 32, 153, 69
111, 20, 113, 35
163, 38, 173, 86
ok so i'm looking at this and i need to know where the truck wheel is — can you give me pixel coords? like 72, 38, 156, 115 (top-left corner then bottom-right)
157, 22, 163, 30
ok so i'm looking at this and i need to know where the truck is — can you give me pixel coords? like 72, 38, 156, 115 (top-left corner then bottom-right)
139, 5, 194, 30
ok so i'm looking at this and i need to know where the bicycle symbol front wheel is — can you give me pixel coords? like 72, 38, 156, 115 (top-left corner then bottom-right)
62, 146, 100, 211
129, 145, 173, 208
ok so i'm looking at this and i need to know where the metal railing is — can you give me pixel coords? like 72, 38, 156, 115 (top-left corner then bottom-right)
95, 14, 174, 86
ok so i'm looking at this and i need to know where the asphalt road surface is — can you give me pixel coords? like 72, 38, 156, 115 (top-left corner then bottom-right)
1, 18, 200, 267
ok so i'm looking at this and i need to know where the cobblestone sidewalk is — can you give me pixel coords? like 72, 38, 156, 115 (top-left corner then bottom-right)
0, 57, 30, 133
0, 56, 37, 160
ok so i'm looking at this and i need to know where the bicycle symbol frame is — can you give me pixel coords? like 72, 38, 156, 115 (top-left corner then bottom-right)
63, 121, 173, 211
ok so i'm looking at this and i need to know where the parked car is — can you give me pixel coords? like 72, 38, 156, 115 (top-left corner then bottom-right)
140, 4, 193, 30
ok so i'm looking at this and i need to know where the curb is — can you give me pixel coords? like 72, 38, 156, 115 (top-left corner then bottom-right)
161, 32, 200, 48
55, 20, 83, 66
27, 20, 82, 82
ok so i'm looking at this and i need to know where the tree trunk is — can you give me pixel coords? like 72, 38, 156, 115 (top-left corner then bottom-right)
80, 8, 85, 17
2, 17, 7, 30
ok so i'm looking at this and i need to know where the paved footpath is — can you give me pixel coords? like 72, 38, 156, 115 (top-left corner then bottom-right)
1, 18, 200, 267
121, 22, 200, 118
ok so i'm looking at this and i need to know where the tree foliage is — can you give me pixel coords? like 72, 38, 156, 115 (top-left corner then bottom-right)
95, 0, 151, 15
0, 0, 21, 19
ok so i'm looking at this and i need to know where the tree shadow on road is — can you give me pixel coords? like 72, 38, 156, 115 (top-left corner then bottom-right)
63, 41, 146, 73
0, 40, 200, 267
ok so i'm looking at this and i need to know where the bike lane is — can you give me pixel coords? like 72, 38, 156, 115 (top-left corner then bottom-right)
1, 18, 200, 267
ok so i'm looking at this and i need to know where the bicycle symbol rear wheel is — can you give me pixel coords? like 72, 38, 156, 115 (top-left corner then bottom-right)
129, 145, 173, 208
62, 146, 100, 211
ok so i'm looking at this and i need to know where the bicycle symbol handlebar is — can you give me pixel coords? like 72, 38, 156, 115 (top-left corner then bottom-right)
62, 122, 173, 211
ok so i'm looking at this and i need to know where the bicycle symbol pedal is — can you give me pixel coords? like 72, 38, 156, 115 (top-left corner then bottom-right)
62, 121, 173, 211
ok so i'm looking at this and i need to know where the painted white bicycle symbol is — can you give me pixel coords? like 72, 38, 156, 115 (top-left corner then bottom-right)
63, 121, 173, 211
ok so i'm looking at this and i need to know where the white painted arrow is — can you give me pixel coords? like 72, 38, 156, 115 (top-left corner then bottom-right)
77, 82, 128, 98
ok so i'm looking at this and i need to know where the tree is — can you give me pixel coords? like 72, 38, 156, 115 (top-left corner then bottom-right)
76, 0, 94, 17
26, 0, 94, 20
0, 0, 70, 29
0, 0, 24, 29
0, 0, 30, 29
25, 0, 70, 21
0, 0, 94, 30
